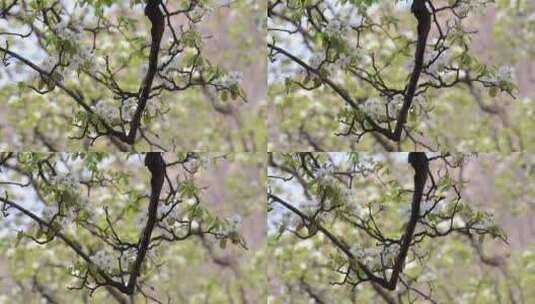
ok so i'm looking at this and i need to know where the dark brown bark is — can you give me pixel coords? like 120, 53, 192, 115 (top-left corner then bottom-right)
393, 0, 432, 141
126, 152, 166, 294
386, 152, 428, 289
123, 0, 165, 144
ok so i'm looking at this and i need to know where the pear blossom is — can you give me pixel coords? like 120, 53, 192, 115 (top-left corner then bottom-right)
227, 215, 242, 233
94, 99, 119, 123
496, 65, 513, 83
472, 212, 496, 230
189, 4, 213, 21
42, 205, 58, 222
427, 50, 449, 74
324, 19, 345, 37
316, 164, 335, 181
308, 55, 323, 69
51, 20, 77, 40
120, 98, 138, 121
92, 250, 116, 274
361, 97, 387, 120
214, 71, 243, 87
481, 65, 513, 87
50, 172, 79, 191
120, 248, 138, 272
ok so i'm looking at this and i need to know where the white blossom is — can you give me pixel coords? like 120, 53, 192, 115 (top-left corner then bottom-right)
316, 164, 335, 181
120, 248, 138, 272
189, 4, 213, 21
57, 207, 78, 228
214, 71, 243, 87
324, 19, 346, 37
50, 172, 79, 191
388, 95, 404, 116
427, 50, 449, 74
308, 55, 323, 69
191, 220, 199, 230
472, 213, 495, 230
42, 205, 58, 222
92, 250, 116, 273
496, 65, 513, 83
120, 98, 137, 121
481, 65, 513, 86
329, 52, 354, 73
41, 59, 57, 73
362, 97, 387, 120
420, 200, 437, 215
51, 20, 83, 42
94, 99, 118, 123
228, 215, 241, 231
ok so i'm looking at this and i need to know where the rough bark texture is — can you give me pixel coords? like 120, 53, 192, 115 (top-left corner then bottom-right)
393, 0, 431, 141
123, 0, 165, 144
126, 152, 165, 294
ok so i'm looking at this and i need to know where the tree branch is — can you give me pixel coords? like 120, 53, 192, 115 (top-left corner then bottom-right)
124, 0, 165, 144
126, 152, 166, 294
392, 0, 432, 141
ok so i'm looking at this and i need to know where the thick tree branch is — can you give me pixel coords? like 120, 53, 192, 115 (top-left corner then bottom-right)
124, 0, 165, 144
392, 0, 431, 141
268, 193, 389, 287
386, 152, 428, 290
0, 197, 126, 292
126, 152, 165, 294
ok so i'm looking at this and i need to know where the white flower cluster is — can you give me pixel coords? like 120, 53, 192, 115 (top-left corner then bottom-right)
350, 244, 400, 269
298, 202, 319, 218
67, 46, 100, 75
41, 202, 89, 229
220, 215, 241, 235
419, 200, 440, 216
56, 207, 77, 228
158, 202, 182, 228
316, 164, 335, 182
496, 66, 513, 83
472, 212, 496, 230
42, 205, 59, 222
94, 99, 119, 123
361, 95, 402, 120
481, 65, 513, 86
189, 4, 213, 21
308, 55, 323, 69
214, 71, 243, 87
426, 50, 449, 74
50, 171, 79, 191
229, 215, 241, 231
120, 248, 138, 272
120, 98, 138, 121
456, 3, 475, 17
324, 19, 346, 37
51, 20, 83, 42
389, 95, 404, 115
328, 52, 355, 73
92, 250, 116, 274
160, 55, 182, 77
118, 96, 162, 122
361, 94, 425, 120
361, 97, 387, 120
